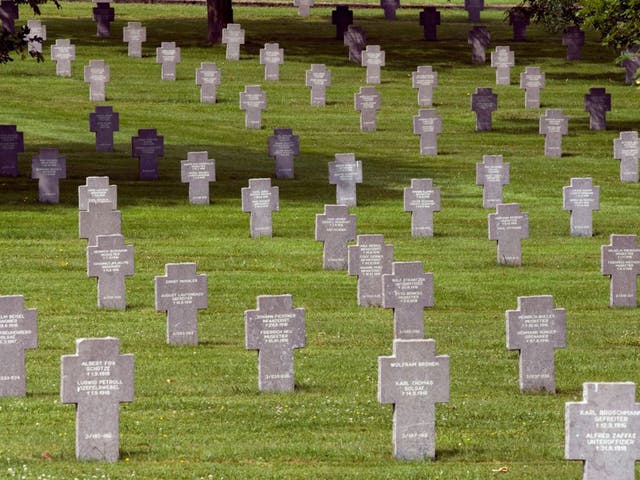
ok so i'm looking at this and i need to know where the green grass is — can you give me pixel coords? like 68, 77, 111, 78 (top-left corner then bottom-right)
0, 3, 639, 479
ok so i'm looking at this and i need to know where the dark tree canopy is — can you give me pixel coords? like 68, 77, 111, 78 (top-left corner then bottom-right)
507, 0, 581, 33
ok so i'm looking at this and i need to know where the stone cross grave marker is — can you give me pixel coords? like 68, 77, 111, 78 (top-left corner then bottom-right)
562, 178, 600, 237
31, 148, 66, 203
562, 25, 585, 61
61, 337, 133, 462
221, 23, 245, 60
601, 234, 640, 307
506, 295, 566, 393
584, 87, 611, 131
490, 46, 515, 85
331, 5, 353, 40
156, 41, 181, 81
508, 8, 530, 41
488, 203, 529, 266
0, 0, 18, 33
293, 0, 314, 16
79, 201, 122, 246
565, 382, 640, 480
239, 85, 267, 129
378, 339, 449, 460
50, 39, 75, 77
328, 153, 362, 207
380, 0, 399, 20
0, 295, 37, 397
348, 234, 394, 306
519, 66, 545, 109
87, 234, 134, 310
620, 46, 640, 85
79, 176, 117, 211
413, 109, 442, 156
464, 0, 484, 22
362, 45, 385, 84
84, 60, 110, 102
412, 66, 437, 107
245, 294, 305, 392
268, 128, 299, 179
92, 2, 114, 38
259, 43, 284, 81
404, 178, 441, 237
382, 262, 434, 339
122, 21, 146, 57
468, 26, 490, 63
419, 7, 440, 41
354, 86, 381, 132
131, 128, 164, 180
344, 25, 366, 63
181, 151, 215, 205
471, 87, 497, 131
155, 263, 208, 345
26, 20, 46, 54
195, 62, 221, 104
89, 105, 119, 152
305, 64, 331, 106
315, 204, 356, 270
241, 178, 279, 238
613, 131, 639, 182
0, 124, 24, 177
539, 108, 568, 157
476, 154, 509, 209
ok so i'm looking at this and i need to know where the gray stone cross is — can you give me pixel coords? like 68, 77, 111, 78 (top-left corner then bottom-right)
195, 62, 221, 104
403, 178, 441, 237
155, 263, 208, 345
419, 7, 440, 41
241, 178, 279, 237
156, 41, 181, 80
471, 87, 497, 131
412, 66, 438, 107
565, 382, 640, 480
519, 66, 545, 109
348, 234, 394, 306
584, 87, 611, 131
468, 25, 490, 63
476, 154, 509, 209
490, 46, 514, 85
0, 124, 24, 177
92, 2, 114, 38
354, 86, 381, 132
412, 109, 442, 155
293, 0, 314, 16
562, 177, 600, 237
331, 5, 353, 40
315, 204, 356, 270
601, 234, 640, 307
79, 201, 122, 246
259, 42, 284, 81
131, 128, 164, 180
181, 151, 216, 205
508, 8, 530, 41
361, 45, 385, 84
328, 153, 362, 207
87, 234, 134, 310
26, 20, 46, 54
506, 295, 566, 392
50, 39, 75, 77
0, 295, 37, 397
122, 21, 146, 58
464, 0, 484, 22
89, 105, 119, 152
61, 337, 134, 462
488, 203, 529, 266
380, 0, 399, 20
562, 25, 585, 61
268, 128, 300, 179
31, 147, 66, 203
378, 339, 449, 460
245, 294, 305, 392
613, 131, 639, 182
344, 25, 366, 63
78, 176, 117, 211
539, 108, 568, 157
84, 60, 110, 102
239, 85, 267, 129
221, 23, 245, 60
305, 64, 331, 106
382, 261, 434, 339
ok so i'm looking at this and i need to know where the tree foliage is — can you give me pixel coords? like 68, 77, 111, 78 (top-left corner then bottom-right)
507, 0, 582, 33
0, 0, 59, 63
579, 0, 640, 50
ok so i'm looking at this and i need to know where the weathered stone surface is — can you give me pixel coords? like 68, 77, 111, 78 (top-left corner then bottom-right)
348, 234, 394, 306
315, 204, 356, 270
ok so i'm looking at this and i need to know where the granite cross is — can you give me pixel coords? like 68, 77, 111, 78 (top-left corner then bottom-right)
601, 234, 640, 307
305, 64, 331, 106
315, 204, 356, 270
79, 201, 122, 246
122, 21, 146, 57
31, 147, 66, 203
354, 86, 381, 132
562, 178, 600, 237
241, 178, 279, 238
195, 62, 221, 104
562, 25, 585, 61
221, 23, 245, 60
87, 234, 134, 310
488, 203, 529, 266
413, 109, 442, 155
539, 108, 568, 157
475, 154, 510, 209
89, 105, 119, 152
361, 44, 385, 84
613, 131, 639, 182
412, 66, 437, 107
464, 0, 484, 22
584, 87, 611, 131
78, 176, 117, 211
293, 0, 314, 16
468, 25, 490, 63
404, 178, 441, 237
519, 66, 545, 109
84, 60, 110, 102
490, 46, 514, 85
181, 151, 216, 205
328, 153, 362, 207
131, 128, 164, 180
0, 295, 37, 397
239, 85, 267, 129
344, 25, 366, 63
0, 124, 24, 177
331, 5, 353, 40
419, 7, 440, 41
156, 41, 181, 80
471, 87, 497, 131
268, 128, 300, 179
92, 2, 114, 38
348, 234, 394, 306
50, 39, 75, 77
26, 20, 46, 54
508, 8, 530, 41
259, 42, 284, 81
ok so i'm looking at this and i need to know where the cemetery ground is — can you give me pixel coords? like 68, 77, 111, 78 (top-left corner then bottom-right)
0, 2, 639, 479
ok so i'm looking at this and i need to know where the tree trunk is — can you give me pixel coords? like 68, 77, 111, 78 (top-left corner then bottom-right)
207, 0, 233, 44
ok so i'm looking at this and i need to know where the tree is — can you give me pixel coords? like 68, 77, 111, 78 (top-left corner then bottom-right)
0, 0, 59, 63
507, 0, 581, 33
207, 0, 233, 44
579, 0, 640, 50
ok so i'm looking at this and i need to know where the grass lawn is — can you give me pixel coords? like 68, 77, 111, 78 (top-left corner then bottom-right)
0, 2, 639, 479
